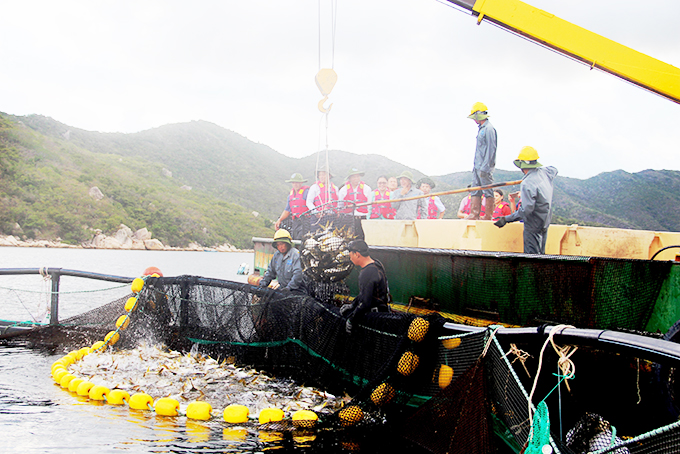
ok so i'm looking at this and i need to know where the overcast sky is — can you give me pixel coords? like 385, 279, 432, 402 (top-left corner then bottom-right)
1, 0, 678, 180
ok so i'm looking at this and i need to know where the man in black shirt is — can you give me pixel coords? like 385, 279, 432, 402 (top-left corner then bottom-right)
341, 239, 390, 334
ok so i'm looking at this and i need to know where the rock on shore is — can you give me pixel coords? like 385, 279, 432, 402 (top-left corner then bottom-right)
0, 224, 248, 252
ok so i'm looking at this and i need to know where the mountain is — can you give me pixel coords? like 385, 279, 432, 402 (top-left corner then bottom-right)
1, 112, 678, 250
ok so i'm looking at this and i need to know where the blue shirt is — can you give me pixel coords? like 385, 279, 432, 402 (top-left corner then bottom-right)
260, 247, 303, 290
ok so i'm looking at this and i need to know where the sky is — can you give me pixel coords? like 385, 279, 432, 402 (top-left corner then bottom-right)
1, 0, 678, 180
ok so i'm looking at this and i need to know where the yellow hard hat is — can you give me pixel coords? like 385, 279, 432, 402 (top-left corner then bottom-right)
467, 102, 489, 120
272, 229, 293, 247
514, 146, 542, 169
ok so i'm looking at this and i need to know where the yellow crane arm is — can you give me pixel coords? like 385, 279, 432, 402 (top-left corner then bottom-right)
447, 0, 680, 104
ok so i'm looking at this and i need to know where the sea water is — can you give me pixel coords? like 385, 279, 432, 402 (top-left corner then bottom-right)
0, 247, 414, 453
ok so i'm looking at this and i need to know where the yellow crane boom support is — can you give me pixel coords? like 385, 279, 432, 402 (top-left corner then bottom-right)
447, 0, 680, 104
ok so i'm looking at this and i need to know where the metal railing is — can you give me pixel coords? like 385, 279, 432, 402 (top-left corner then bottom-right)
0, 268, 133, 326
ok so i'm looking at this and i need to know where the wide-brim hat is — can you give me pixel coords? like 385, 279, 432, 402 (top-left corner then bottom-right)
513, 159, 543, 169
417, 177, 435, 189
316, 165, 334, 179
345, 168, 365, 180
285, 172, 308, 183
397, 170, 414, 184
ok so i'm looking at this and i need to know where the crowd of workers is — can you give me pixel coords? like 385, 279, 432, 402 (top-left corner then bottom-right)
260, 102, 558, 330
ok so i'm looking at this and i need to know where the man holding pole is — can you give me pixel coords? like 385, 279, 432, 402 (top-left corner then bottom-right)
467, 102, 497, 220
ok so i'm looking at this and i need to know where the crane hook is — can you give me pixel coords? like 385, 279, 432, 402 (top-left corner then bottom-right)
318, 95, 333, 113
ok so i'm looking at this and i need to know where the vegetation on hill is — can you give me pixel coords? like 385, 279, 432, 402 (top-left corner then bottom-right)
0, 113, 272, 248
1, 112, 678, 250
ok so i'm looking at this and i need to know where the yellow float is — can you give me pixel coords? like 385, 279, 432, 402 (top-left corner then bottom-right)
397, 351, 420, 376
124, 296, 138, 312
259, 407, 284, 424
131, 278, 145, 293
115, 315, 130, 330
68, 378, 84, 393
155, 397, 180, 416
76, 381, 95, 397
292, 410, 318, 428
223, 404, 250, 424
186, 401, 212, 420
89, 385, 110, 401
107, 390, 130, 405
129, 393, 154, 410
370, 382, 395, 406
338, 405, 363, 426
407, 317, 429, 342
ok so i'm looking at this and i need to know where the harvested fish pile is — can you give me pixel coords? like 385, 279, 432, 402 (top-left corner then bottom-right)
300, 224, 354, 282
68, 343, 349, 418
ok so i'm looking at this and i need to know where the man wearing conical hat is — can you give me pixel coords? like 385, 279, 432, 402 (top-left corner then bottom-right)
466, 102, 497, 221
275, 173, 310, 240
494, 146, 558, 254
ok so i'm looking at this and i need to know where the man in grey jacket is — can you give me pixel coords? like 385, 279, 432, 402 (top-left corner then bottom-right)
467, 102, 497, 220
259, 229, 304, 292
494, 146, 558, 254
390, 170, 427, 220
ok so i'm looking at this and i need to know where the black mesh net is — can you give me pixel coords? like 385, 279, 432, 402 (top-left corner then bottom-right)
11, 273, 680, 453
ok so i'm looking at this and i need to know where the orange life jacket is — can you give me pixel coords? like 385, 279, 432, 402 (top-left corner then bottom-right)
370, 190, 395, 219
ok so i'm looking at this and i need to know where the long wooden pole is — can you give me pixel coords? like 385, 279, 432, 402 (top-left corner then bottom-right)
355, 179, 524, 208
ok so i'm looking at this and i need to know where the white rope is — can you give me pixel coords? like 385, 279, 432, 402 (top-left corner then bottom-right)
527, 325, 577, 427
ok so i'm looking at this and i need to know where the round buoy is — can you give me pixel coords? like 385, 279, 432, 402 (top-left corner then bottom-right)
78, 347, 91, 358
59, 373, 77, 389
107, 389, 130, 405
292, 410, 318, 428
51, 362, 66, 375
91, 340, 106, 352
68, 378, 84, 393
438, 364, 454, 389
115, 315, 130, 330
442, 337, 461, 349
104, 331, 120, 346
131, 278, 145, 293
89, 385, 110, 401
407, 317, 430, 343
338, 405, 363, 426
143, 266, 163, 277
397, 351, 420, 376
129, 393, 154, 410
370, 382, 395, 406
155, 397, 180, 416
259, 407, 284, 424
76, 381, 95, 397
53, 368, 68, 384
223, 404, 250, 424
124, 296, 138, 312
187, 401, 212, 420
60, 356, 74, 367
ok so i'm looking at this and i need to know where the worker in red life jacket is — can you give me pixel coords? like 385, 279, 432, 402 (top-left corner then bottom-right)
457, 192, 487, 218
369, 175, 396, 220
416, 177, 446, 219
306, 166, 339, 212
492, 189, 512, 220
338, 168, 372, 216
275, 173, 310, 240
338, 168, 372, 239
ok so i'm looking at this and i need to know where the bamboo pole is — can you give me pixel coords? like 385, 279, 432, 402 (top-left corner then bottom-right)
355, 179, 524, 208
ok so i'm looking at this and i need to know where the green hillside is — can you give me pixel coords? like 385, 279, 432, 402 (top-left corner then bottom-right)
0, 113, 272, 248
1, 112, 678, 250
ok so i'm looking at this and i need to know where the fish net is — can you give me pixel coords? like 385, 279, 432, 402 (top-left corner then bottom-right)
9, 273, 680, 453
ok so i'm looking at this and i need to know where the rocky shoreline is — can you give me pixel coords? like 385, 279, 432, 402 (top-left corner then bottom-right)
0, 224, 252, 252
